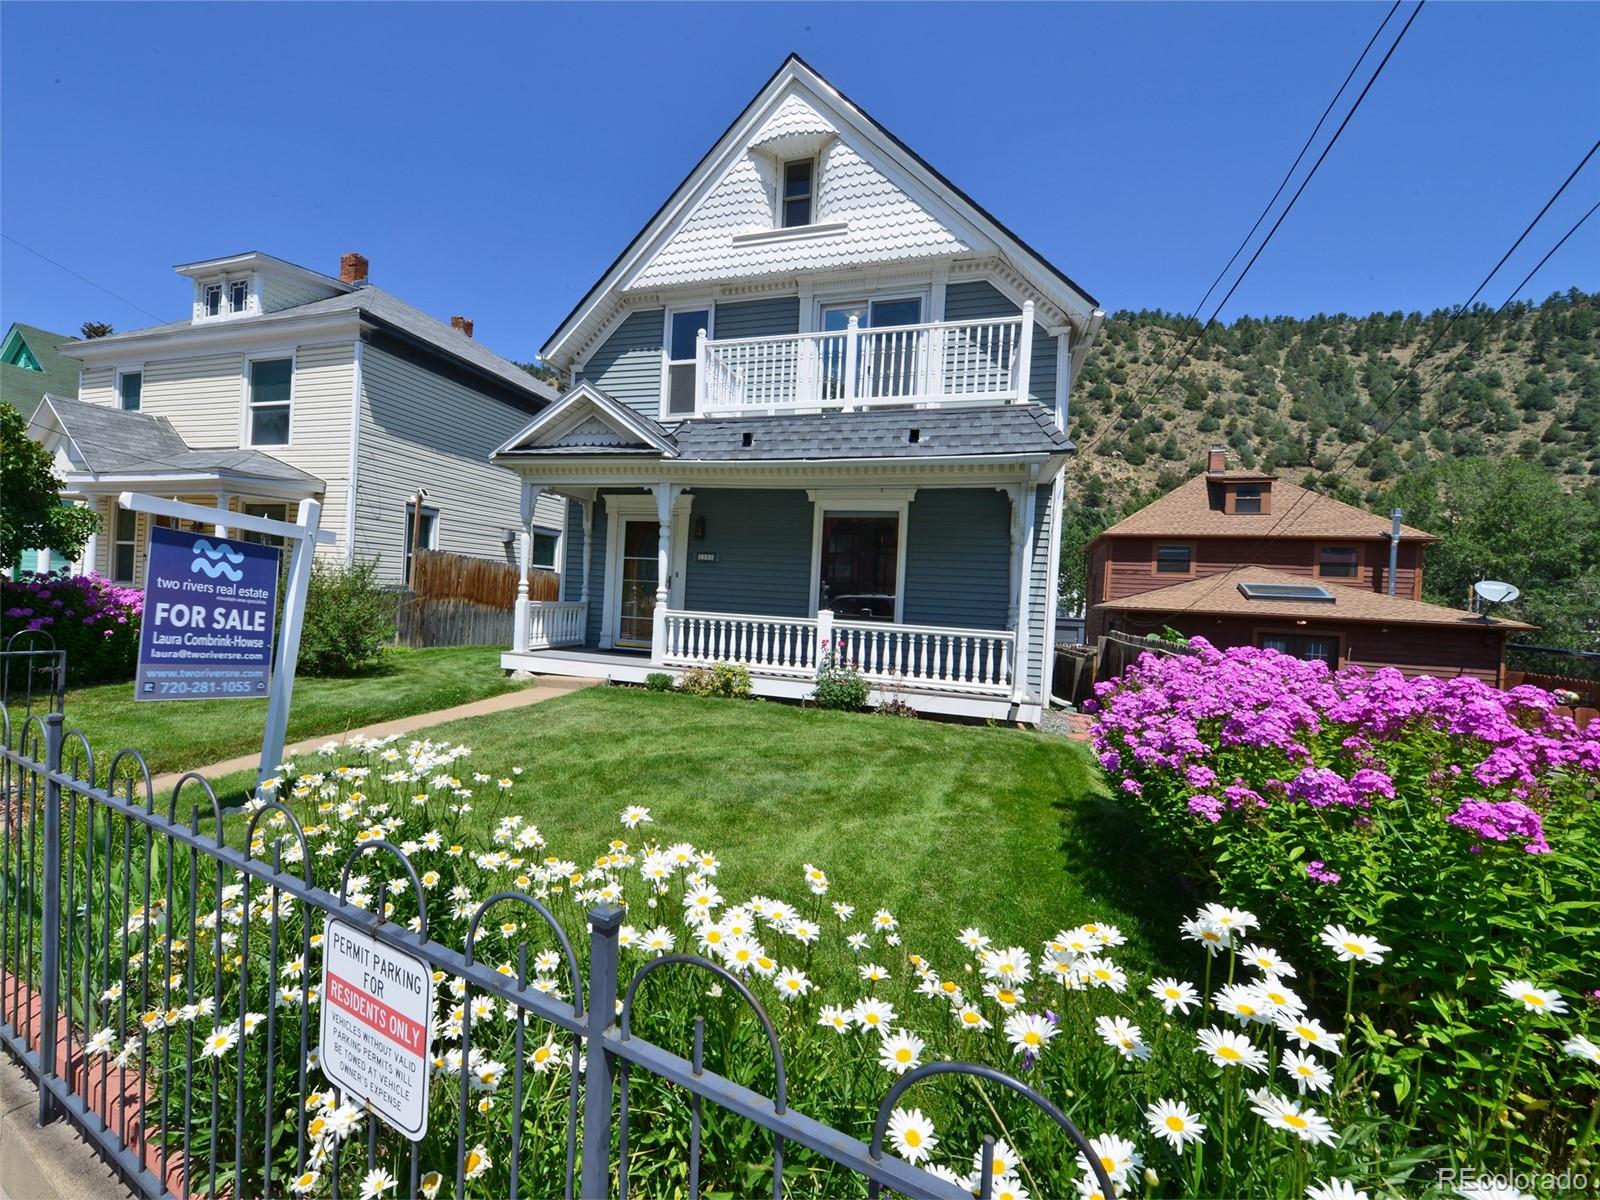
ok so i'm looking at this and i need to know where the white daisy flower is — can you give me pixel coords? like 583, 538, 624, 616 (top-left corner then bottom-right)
886, 1106, 938, 1164
1145, 1098, 1206, 1150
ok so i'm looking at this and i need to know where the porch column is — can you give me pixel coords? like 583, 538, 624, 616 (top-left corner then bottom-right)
213, 493, 232, 538
83, 500, 100, 578
513, 482, 543, 652
1010, 477, 1039, 704
650, 483, 681, 665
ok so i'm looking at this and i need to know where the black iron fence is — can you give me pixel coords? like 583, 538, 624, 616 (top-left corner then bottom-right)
0, 707, 1112, 1200
0, 629, 66, 718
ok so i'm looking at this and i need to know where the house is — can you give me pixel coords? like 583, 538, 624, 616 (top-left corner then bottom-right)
491, 55, 1106, 722
3, 322, 84, 573
25, 252, 567, 586
1085, 447, 1532, 684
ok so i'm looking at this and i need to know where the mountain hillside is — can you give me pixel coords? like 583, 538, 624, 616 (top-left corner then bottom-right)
1070, 288, 1599, 507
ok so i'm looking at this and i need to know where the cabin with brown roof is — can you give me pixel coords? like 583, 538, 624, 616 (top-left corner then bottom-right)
1085, 447, 1532, 684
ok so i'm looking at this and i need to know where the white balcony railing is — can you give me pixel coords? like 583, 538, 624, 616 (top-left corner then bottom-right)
525, 600, 586, 650
659, 608, 1015, 695
696, 302, 1034, 415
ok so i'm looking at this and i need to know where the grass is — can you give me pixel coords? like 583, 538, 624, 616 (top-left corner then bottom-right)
59, 646, 527, 777
215, 686, 1198, 981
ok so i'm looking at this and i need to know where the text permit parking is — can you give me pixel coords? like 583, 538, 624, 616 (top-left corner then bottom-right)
319, 918, 435, 1140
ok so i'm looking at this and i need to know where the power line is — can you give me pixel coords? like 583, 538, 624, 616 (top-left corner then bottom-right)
1099, 0, 1403, 441
2, 232, 166, 324
1077, 0, 1425, 460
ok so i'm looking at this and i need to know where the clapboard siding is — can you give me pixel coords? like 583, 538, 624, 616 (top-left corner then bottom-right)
278, 342, 354, 556
943, 279, 1056, 404
79, 366, 114, 407
902, 488, 1010, 629
356, 344, 565, 584
562, 502, 586, 604
1097, 537, 1424, 604
713, 297, 800, 339
140, 352, 244, 447
578, 309, 664, 417
1025, 482, 1053, 692
585, 496, 611, 646
683, 489, 814, 616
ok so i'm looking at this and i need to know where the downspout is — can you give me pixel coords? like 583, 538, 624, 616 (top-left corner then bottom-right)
345, 338, 364, 566
1387, 508, 1401, 596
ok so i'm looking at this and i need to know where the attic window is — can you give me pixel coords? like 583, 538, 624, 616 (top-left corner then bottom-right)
782, 159, 814, 228
1232, 484, 1263, 514
204, 284, 223, 318
229, 279, 249, 314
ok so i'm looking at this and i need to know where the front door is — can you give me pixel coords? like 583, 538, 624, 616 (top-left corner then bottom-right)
616, 519, 659, 648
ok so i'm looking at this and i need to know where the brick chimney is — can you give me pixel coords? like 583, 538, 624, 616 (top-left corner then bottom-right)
1206, 445, 1228, 474
339, 252, 369, 284
450, 315, 474, 338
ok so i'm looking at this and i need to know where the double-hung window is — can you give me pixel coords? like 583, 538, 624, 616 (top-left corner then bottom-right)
665, 308, 709, 416
1232, 484, 1263, 513
782, 159, 814, 227
1317, 545, 1360, 579
403, 503, 439, 584
241, 502, 289, 549
118, 371, 142, 412
113, 508, 137, 582
1154, 543, 1193, 575
531, 528, 560, 571
247, 357, 292, 445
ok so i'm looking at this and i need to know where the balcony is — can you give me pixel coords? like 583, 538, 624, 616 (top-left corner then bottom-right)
693, 302, 1035, 416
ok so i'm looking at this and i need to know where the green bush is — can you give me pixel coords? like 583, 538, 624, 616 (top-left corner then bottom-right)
676, 661, 751, 699
644, 672, 674, 693
295, 559, 396, 677
811, 643, 869, 711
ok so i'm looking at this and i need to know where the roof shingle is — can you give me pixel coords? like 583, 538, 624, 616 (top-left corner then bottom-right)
1096, 472, 1437, 541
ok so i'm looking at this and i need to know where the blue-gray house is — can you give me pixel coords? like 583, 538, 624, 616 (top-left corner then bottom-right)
494, 56, 1104, 722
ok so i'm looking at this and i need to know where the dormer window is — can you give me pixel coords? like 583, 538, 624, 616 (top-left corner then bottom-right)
782, 159, 814, 227
1233, 484, 1263, 513
204, 284, 223, 318
229, 279, 249, 314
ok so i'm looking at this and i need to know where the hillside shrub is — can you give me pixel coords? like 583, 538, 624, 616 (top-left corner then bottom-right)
296, 559, 396, 677
0, 570, 142, 684
677, 661, 751, 699
1091, 640, 1600, 1174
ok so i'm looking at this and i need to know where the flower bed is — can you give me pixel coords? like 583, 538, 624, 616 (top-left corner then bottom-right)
0, 569, 142, 683
1091, 640, 1600, 1176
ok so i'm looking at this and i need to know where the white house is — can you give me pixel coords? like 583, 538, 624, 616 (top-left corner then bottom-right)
494, 56, 1106, 722
29, 251, 567, 585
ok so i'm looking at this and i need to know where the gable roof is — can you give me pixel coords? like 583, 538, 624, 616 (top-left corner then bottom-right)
1, 323, 82, 419
494, 382, 678, 459
1096, 565, 1533, 630
541, 54, 1100, 366
1095, 471, 1439, 542
58, 276, 558, 407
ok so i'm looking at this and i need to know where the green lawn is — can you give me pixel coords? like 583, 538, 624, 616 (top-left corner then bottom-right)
60, 646, 527, 777
215, 686, 1197, 979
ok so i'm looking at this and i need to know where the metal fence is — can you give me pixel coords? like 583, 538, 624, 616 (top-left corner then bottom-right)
0, 707, 1113, 1200
0, 629, 67, 718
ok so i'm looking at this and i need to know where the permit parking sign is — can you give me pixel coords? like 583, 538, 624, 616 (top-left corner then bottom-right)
319, 918, 435, 1140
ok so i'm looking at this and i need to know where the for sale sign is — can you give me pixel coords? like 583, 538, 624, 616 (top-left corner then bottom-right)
135, 525, 279, 700
319, 918, 435, 1140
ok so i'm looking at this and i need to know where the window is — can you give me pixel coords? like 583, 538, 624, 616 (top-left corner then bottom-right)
240, 502, 288, 549
1232, 484, 1263, 513
819, 514, 899, 621
1317, 545, 1361, 579
782, 159, 814, 228
403, 503, 439, 584
229, 279, 249, 314
1154, 543, 1193, 575
1257, 632, 1339, 669
247, 357, 292, 445
204, 284, 223, 318
665, 308, 709, 416
118, 371, 142, 412
113, 507, 137, 582
532, 529, 560, 571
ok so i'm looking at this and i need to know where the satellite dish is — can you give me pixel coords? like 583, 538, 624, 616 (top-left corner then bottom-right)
1475, 580, 1520, 604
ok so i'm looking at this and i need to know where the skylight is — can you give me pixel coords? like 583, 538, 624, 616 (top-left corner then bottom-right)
1237, 582, 1336, 603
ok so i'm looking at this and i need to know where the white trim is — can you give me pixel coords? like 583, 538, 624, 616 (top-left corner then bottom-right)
242, 347, 297, 449
529, 524, 563, 572
345, 339, 364, 565
661, 303, 714, 421
174, 251, 353, 295
493, 382, 677, 458
600, 493, 665, 649
805, 486, 914, 622
115, 364, 146, 412
1041, 471, 1066, 706
60, 312, 363, 366
732, 221, 849, 246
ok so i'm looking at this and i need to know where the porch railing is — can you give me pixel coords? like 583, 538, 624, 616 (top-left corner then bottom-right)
526, 600, 587, 650
658, 609, 1016, 694
696, 302, 1034, 415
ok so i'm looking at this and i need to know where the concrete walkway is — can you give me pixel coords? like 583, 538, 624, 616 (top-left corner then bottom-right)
150, 675, 595, 792
0, 1054, 131, 1200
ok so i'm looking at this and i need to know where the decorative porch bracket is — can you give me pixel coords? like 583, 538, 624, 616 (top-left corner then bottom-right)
513, 482, 546, 652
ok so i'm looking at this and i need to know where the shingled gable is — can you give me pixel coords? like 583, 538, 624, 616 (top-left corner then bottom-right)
541, 54, 1101, 369
1094, 471, 1440, 542
493, 382, 677, 459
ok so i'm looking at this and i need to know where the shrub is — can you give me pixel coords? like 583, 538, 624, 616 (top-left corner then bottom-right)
644, 672, 675, 693
676, 661, 751, 699
0, 570, 142, 684
812, 641, 869, 711
1091, 639, 1600, 1174
296, 559, 396, 677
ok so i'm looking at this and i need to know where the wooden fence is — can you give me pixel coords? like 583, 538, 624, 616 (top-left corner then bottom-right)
1504, 670, 1599, 729
395, 548, 559, 648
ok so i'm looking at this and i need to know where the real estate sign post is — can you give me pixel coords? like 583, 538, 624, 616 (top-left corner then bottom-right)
119, 492, 331, 793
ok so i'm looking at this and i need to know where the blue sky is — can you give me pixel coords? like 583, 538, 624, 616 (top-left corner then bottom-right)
3, 1, 1597, 366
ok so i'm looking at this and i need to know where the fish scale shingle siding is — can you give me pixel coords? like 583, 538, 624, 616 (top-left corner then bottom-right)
579, 309, 664, 418
943, 280, 1057, 405
903, 489, 1011, 629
